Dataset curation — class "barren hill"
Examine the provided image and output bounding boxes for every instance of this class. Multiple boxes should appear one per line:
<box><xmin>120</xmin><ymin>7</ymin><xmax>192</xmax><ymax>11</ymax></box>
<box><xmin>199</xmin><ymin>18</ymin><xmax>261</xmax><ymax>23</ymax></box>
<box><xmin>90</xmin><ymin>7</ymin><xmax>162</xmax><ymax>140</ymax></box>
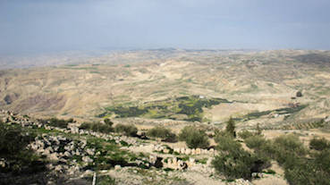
<box><xmin>1</xmin><ymin>49</ymin><xmax>329</xmax><ymax>128</ymax></box>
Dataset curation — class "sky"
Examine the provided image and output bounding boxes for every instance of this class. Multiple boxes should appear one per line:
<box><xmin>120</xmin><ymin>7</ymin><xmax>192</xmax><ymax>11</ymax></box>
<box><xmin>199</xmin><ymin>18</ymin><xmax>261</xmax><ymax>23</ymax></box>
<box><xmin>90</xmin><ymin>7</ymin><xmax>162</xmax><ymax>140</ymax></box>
<box><xmin>1</xmin><ymin>0</ymin><xmax>330</xmax><ymax>55</ymax></box>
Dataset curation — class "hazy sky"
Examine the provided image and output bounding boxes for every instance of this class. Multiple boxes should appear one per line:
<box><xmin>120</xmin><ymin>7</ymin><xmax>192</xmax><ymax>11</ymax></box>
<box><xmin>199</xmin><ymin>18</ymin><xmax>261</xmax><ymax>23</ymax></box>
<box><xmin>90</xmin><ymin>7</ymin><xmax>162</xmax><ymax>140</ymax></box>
<box><xmin>1</xmin><ymin>0</ymin><xmax>330</xmax><ymax>55</ymax></box>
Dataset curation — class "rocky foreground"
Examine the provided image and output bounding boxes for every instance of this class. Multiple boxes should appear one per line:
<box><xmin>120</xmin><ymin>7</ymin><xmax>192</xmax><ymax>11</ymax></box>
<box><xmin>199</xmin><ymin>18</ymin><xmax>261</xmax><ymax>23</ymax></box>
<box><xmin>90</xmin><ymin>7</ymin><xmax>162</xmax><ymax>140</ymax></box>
<box><xmin>0</xmin><ymin>110</ymin><xmax>289</xmax><ymax>185</ymax></box>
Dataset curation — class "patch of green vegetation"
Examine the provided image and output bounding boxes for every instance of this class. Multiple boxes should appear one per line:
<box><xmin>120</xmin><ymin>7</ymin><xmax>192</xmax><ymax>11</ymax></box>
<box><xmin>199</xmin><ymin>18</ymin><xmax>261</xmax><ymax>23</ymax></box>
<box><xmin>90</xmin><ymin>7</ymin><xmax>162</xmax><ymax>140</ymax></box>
<box><xmin>79</xmin><ymin>119</ymin><xmax>114</xmax><ymax>134</ymax></box>
<box><xmin>0</xmin><ymin>123</ymin><xmax>47</xmax><ymax>184</ymax></box>
<box><xmin>84</xmin><ymin>136</ymin><xmax>141</xmax><ymax>170</ymax></box>
<box><xmin>146</xmin><ymin>126</ymin><xmax>177</xmax><ymax>142</ymax></box>
<box><xmin>114</xmin><ymin>124</ymin><xmax>138</xmax><ymax>137</ymax></box>
<box><xmin>245</xmin><ymin>134</ymin><xmax>330</xmax><ymax>185</ymax></box>
<box><xmin>97</xmin><ymin>175</ymin><xmax>116</xmax><ymax>185</ymax></box>
<box><xmin>65</xmin><ymin>64</ymin><xmax>79</xmax><ymax>67</ymax></box>
<box><xmin>38</xmin><ymin>117</ymin><xmax>73</xmax><ymax>128</ymax></box>
<box><xmin>263</xmin><ymin>169</ymin><xmax>276</xmax><ymax>174</ymax></box>
<box><xmin>179</xmin><ymin>126</ymin><xmax>209</xmax><ymax>149</ymax></box>
<box><xmin>99</xmin><ymin>95</ymin><xmax>231</xmax><ymax>122</ymax></box>
<box><xmin>245</xmin><ymin>104</ymin><xmax>308</xmax><ymax>120</ymax></box>
<box><xmin>212</xmin><ymin>133</ymin><xmax>268</xmax><ymax>180</ymax></box>
<box><xmin>196</xmin><ymin>158</ymin><xmax>208</xmax><ymax>164</ymax></box>
<box><xmin>310</xmin><ymin>137</ymin><xmax>329</xmax><ymax>151</ymax></box>
<box><xmin>267</xmin><ymin>83</ymin><xmax>274</xmax><ymax>87</ymax></box>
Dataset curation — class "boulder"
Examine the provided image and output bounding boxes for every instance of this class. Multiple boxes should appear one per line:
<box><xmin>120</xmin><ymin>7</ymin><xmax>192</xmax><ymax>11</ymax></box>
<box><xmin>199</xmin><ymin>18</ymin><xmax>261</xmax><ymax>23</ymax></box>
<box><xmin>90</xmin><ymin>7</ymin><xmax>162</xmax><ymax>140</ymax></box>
<box><xmin>185</xmin><ymin>148</ymin><xmax>191</xmax><ymax>155</ymax></box>
<box><xmin>82</xmin><ymin>156</ymin><xmax>93</xmax><ymax>163</ymax></box>
<box><xmin>86</xmin><ymin>148</ymin><xmax>95</xmax><ymax>156</ymax></box>
<box><xmin>49</xmin><ymin>153</ymin><xmax>59</xmax><ymax>161</ymax></box>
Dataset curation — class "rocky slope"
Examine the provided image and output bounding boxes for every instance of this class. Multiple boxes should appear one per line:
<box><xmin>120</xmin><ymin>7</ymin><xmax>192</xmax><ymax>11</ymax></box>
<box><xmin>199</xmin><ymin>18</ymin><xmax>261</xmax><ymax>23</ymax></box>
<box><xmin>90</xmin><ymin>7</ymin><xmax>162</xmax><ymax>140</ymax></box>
<box><xmin>1</xmin><ymin>110</ymin><xmax>268</xmax><ymax>185</ymax></box>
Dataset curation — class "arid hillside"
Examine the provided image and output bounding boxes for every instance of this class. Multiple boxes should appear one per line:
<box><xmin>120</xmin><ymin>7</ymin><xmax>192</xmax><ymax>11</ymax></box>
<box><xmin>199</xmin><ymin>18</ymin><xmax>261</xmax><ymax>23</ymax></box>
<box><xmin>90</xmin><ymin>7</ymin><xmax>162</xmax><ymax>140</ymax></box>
<box><xmin>1</xmin><ymin>49</ymin><xmax>330</xmax><ymax>129</ymax></box>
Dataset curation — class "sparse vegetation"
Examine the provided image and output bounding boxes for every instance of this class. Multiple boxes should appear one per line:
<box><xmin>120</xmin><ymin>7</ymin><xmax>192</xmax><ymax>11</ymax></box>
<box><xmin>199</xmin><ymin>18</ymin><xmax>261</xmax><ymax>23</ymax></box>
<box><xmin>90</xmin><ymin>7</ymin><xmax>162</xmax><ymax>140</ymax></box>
<box><xmin>179</xmin><ymin>126</ymin><xmax>209</xmax><ymax>149</ymax></box>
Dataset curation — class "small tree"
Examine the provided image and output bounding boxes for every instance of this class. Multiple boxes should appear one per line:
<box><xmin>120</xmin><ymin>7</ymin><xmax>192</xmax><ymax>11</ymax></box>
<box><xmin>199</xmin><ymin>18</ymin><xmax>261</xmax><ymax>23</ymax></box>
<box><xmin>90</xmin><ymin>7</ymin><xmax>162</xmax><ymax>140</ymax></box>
<box><xmin>104</xmin><ymin>118</ymin><xmax>113</xmax><ymax>127</ymax></box>
<box><xmin>238</xmin><ymin>130</ymin><xmax>254</xmax><ymax>140</ymax></box>
<box><xmin>147</xmin><ymin>126</ymin><xmax>177</xmax><ymax>142</ymax></box>
<box><xmin>296</xmin><ymin>91</ymin><xmax>303</xmax><ymax>97</ymax></box>
<box><xmin>310</xmin><ymin>137</ymin><xmax>329</xmax><ymax>151</ymax></box>
<box><xmin>226</xmin><ymin>117</ymin><xmax>236</xmax><ymax>137</ymax></box>
<box><xmin>179</xmin><ymin>126</ymin><xmax>209</xmax><ymax>149</ymax></box>
<box><xmin>256</xmin><ymin>123</ymin><xmax>262</xmax><ymax>135</ymax></box>
<box><xmin>212</xmin><ymin>134</ymin><xmax>267</xmax><ymax>180</ymax></box>
<box><xmin>115</xmin><ymin>124</ymin><xmax>138</xmax><ymax>137</ymax></box>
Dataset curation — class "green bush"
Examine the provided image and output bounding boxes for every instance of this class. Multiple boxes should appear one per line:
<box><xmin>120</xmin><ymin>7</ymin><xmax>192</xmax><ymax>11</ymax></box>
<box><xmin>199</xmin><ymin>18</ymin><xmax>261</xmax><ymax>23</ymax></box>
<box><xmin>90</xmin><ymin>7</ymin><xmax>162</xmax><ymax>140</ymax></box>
<box><xmin>310</xmin><ymin>137</ymin><xmax>329</xmax><ymax>151</ymax></box>
<box><xmin>212</xmin><ymin>135</ymin><xmax>267</xmax><ymax>180</ymax></box>
<box><xmin>225</xmin><ymin>117</ymin><xmax>236</xmax><ymax>137</ymax></box>
<box><xmin>97</xmin><ymin>175</ymin><xmax>116</xmax><ymax>185</ymax></box>
<box><xmin>179</xmin><ymin>126</ymin><xmax>209</xmax><ymax>149</ymax></box>
<box><xmin>212</xmin><ymin>149</ymin><xmax>258</xmax><ymax>180</ymax></box>
<box><xmin>79</xmin><ymin>122</ymin><xmax>91</xmax><ymax>130</ymax></box>
<box><xmin>284</xmin><ymin>159</ymin><xmax>330</xmax><ymax>185</ymax></box>
<box><xmin>245</xmin><ymin>135</ymin><xmax>268</xmax><ymax>150</ymax></box>
<box><xmin>214</xmin><ymin>132</ymin><xmax>241</xmax><ymax>153</ymax></box>
<box><xmin>147</xmin><ymin>126</ymin><xmax>176</xmax><ymax>141</ymax></box>
<box><xmin>238</xmin><ymin>130</ymin><xmax>254</xmax><ymax>140</ymax></box>
<box><xmin>272</xmin><ymin>134</ymin><xmax>305</xmax><ymax>164</ymax></box>
<box><xmin>114</xmin><ymin>124</ymin><xmax>138</xmax><ymax>137</ymax></box>
<box><xmin>0</xmin><ymin>124</ymin><xmax>45</xmax><ymax>175</ymax></box>
<box><xmin>48</xmin><ymin>118</ymin><xmax>73</xmax><ymax>128</ymax></box>
<box><xmin>0</xmin><ymin>124</ymin><xmax>34</xmax><ymax>155</ymax></box>
<box><xmin>104</xmin><ymin>118</ymin><xmax>113</xmax><ymax>127</ymax></box>
<box><xmin>79</xmin><ymin>122</ymin><xmax>113</xmax><ymax>134</ymax></box>
<box><xmin>246</xmin><ymin>134</ymin><xmax>330</xmax><ymax>185</ymax></box>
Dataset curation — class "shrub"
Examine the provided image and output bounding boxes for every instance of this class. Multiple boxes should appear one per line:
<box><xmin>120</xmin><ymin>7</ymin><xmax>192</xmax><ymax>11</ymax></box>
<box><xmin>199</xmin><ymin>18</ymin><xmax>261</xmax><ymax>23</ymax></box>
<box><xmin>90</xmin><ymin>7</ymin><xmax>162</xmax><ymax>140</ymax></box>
<box><xmin>310</xmin><ymin>137</ymin><xmax>329</xmax><ymax>151</ymax></box>
<box><xmin>214</xmin><ymin>132</ymin><xmax>241</xmax><ymax>153</ymax></box>
<box><xmin>79</xmin><ymin>122</ymin><xmax>113</xmax><ymax>134</ymax></box>
<box><xmin>273</xmin><ymin>134</ymin><xmax>306</xmax><ymax>160</ymax></box>
<box><xmin>0</xmin><ymin>124</ymin><xmax>45</xmax><ymax>175</ymax></box>
<box><xmin>245</xmin><ymin>135</ymin><xmax>268</xmax><ymax>150</ymax></box>
<box><xmin>296</xmin><ymin>91</ymin><xmax>303</xmax><ymax>97</ymax></box>
<box><xmin>41</xmin><ymin>118</ymin><xmax>73</xmax><ymax>128</ymax></box>
<box><xmin>147</xmin><ymin>126</ymin><xmax>177</xmax><ymax>142</ymax></box>
<box><xmin>256</xmin><ymin>123</ymin><xmax>262</xmax><ymax>135</ymax></box>
<box><xmin>115</xmin><ymin>124</ymin><xmax>138</xmax><ymax>137</ymax></box>
<box><xmin>225</xmin><ymin>117</ymin><xmax>236</xmax><ymax>137</ymax></box>
<box><xmin>212</xmin><ymin>148</ymin><xmax>258</xmax><ymax>180</ymax></box>
<box><xmin>314</xmin><ymin>149</ymin><xmax>330</xmax><ymax>173</ymax></box>
<box><xmin>212</xmin><ymin>135</ymin><xmax>267</xmax><ymax>180</ymax></box>
<box><xmin>242</xmin><ymin>133</ymin><xmax>330</xmax><ymax>185</ymax></box>
<box><xmin>238</xmin><ymin>130</ymin><xmax>254</xmax><ymax>140</ymax></box>
<box><xmin>0</xmin><ymin>124</ymin><xmax>34</xmax><ymax>155</ymax></box>
<box><xmin>79</xmin><ymin>122</ymin><xmax>91</xmax><ymax>130</ymax></box>
<box><xmin>104</xmin><ymin>118</ymin><xmax>113</xmax><ymax>127</ymax></box>
<box><xmin>284</xmin><ymin>159</ymin><xmax>330</xmax><ymax>185</ymax></box>
<box><xmin>179</xmin><ymin>126</ymin><xmax>209</xmax><ymax>149</ymax></box>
